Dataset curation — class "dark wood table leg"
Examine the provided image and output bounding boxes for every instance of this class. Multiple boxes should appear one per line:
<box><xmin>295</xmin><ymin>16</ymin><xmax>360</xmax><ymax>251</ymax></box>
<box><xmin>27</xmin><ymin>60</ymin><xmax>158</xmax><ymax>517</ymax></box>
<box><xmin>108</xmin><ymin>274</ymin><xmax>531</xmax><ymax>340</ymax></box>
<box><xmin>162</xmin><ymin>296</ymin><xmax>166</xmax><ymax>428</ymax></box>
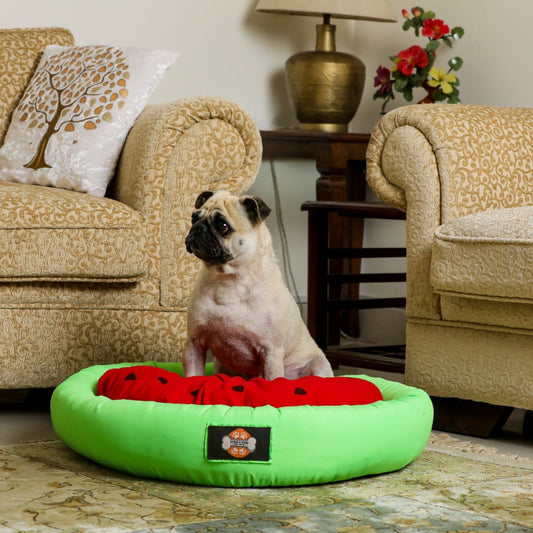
<box><xmin>315</xmin><ymin>145</ymin><xmax>348</xmax><ymax>345</ymax></box>
<box><xmin>343</xmin><ymin>160</ymin><xmax>367</xmax><ymax>336</ymax></box>
<box><xmin>315</xmin><ymin>149</ymin><xmax>367</xmax><ymax>341</ymax></box>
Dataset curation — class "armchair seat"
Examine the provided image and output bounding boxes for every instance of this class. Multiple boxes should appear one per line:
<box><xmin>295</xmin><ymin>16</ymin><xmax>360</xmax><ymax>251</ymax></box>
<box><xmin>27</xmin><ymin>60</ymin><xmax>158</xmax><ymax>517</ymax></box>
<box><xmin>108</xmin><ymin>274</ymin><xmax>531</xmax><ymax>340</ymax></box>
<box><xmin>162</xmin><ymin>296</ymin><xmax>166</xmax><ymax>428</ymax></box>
<box><xmin>0</xmin><ymin>182</ymin><xmax>145</xmax><ymax>281</ymax></box>
<box><xmin>432</xmin><ymin>206</ymin><xmax>533</xmax><ymax>302</ymax></box>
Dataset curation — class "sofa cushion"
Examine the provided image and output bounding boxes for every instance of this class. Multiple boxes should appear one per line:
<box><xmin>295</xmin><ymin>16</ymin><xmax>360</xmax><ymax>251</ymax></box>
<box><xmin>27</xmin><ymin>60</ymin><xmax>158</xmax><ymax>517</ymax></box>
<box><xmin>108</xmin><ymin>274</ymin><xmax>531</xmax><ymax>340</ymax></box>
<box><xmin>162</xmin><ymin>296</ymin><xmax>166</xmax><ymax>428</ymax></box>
<box><xmin>431</xmin><ymin>206</ymin><xmax>533</xmax><ymax>302</ymax></box>
<box><xmin>0</xmin><ymin>182</ymin><xmax>146</xmax><ymax>281</ymax></box>
<box><xmin>440</xmin><ymin>295</ymin><xmax>533</xmax><ymax>330</ymax></box>
<box><xmin>0</xmin><ymin>44</ymin><xmax>177</xmax><ymax>197</ymax></box>
<box><xmin>0</xmin><ymin>28</ymin><xmax>74</xmax><ymax>146</ymax></box>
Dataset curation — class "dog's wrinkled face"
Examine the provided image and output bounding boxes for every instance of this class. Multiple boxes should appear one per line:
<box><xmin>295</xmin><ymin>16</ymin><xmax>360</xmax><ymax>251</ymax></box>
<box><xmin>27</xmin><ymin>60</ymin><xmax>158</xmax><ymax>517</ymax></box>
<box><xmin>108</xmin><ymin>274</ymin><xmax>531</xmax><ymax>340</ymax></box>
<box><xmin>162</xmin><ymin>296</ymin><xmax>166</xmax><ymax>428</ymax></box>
<box><xmin>185</xmin><ymin>190</ymin><xmax>271</xmax><ymax>266</ymax></box>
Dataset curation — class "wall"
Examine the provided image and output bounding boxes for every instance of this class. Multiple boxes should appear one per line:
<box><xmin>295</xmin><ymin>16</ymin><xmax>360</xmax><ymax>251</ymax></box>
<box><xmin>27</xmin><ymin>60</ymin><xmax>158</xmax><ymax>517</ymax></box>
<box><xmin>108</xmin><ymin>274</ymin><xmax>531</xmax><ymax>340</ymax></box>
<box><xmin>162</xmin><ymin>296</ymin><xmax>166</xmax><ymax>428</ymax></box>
<box><xmin>2</xmin><ymin>0</ymin><xmax>531</xmax><ymax>332</ymax></box>
<box><xmin>248</xmin><ymin>0</ymin><xmax>533</xmax><ymax>304</ymax></box>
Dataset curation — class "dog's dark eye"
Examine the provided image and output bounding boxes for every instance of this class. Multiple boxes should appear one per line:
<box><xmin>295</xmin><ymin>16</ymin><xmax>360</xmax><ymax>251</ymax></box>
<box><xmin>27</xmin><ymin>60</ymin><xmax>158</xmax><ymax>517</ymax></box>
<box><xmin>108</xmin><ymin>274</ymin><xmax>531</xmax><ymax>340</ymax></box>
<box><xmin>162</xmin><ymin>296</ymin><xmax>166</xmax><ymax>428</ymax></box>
<box><xmin>216</xmin><ymin>220</ymin><xmax>230</xmax><ymax>235</ymax></box>
<box><xmin>213</xmin><ymin>214</ymin><xmax>232</xmax><ymax>236</ymax></box>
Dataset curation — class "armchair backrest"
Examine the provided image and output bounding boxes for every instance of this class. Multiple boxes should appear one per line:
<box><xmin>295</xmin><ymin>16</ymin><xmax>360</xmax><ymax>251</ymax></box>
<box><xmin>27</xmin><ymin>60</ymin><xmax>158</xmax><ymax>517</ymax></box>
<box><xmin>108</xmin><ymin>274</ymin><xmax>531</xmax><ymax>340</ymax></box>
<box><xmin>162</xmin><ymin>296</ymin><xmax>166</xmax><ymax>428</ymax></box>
<box><xmin>0</xmin><ymin>27</ymin><xmax>74</xmax><ymax>145</ymax></box>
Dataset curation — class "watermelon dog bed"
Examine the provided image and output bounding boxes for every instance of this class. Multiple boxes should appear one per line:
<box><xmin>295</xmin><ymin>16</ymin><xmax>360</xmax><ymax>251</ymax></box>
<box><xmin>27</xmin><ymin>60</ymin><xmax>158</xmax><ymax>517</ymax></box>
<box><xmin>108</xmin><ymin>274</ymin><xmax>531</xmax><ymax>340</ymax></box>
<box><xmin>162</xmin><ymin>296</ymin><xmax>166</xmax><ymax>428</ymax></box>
<box><xmin>51</xmin><ymin>362</ymin><xmax>433</xmax><ymax>487</ymax></box>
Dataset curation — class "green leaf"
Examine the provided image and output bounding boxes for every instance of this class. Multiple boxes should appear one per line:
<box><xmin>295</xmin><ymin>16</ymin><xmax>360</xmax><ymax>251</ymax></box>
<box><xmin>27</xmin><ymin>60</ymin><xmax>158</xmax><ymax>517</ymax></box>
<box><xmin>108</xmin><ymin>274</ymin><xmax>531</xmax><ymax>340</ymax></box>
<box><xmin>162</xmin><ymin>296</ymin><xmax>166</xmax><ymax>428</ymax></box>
<box><xmin>442</xmin><ymin>36</ymin><xmax>452</xmax><ymax>48</ymax></box>
<box><xmin>409</xmin><ymin>17</ymin><xmax>423</xmax><ymax>37</ymax></box>
<box><xmin>404</xmin><ymin>87</ymin><xmax>414</xmax><ymax>101</ymax></box>
<box><xmin>410</xmin><ymin>71</ymin><xmax>427</xmax><ymax>88</ymax></box>
<box><xmin>394</xmin><ymin>77</ymin><xmax>408</xmax><ymax>91</ymax></box>
<box><xmin>451</xmin><ymin>27</ymin><xmax>465</xmax><ymax>39</ymax></box>
<box><xmin>418</xmin><ymin>64</ymin><xmax>432</xmax><ymax>79</ymax></box>
<box><xmin>448</xmin><ymin>57</ymin><xmax>463</xmax><ymax>71</ymax></box>
<box><xmin>447</xmin><ymin>88</ymin><xmax>461</xmax><ymax>103</ymax></box>
<box><xmin>426</xmin><ymin>40</ymin><xmax>440</xmax><ymax>53</ymax></box>
<box><xmin>421</xmin><ymin>11</ymin><xmax>436</xmax><ymax>20</ymax></box>
<box><xmin>433</xmin><ymin>90</ymin><xmax>447</xmax><ymax>102</ymax></box>
<box><xmin>402</xmin><ymin>20</ymin><xmax>412</xmax><ymax>31</ymax></box>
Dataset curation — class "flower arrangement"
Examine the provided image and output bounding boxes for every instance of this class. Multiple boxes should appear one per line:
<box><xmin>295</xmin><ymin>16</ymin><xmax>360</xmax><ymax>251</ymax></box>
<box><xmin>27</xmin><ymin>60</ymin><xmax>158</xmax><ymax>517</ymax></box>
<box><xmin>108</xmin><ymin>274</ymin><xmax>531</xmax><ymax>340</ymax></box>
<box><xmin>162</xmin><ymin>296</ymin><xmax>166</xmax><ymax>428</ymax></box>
<box><xmin>374</xmin><ymin>7</ymin><xmax>464</xmax><ymax>114</ymax></box>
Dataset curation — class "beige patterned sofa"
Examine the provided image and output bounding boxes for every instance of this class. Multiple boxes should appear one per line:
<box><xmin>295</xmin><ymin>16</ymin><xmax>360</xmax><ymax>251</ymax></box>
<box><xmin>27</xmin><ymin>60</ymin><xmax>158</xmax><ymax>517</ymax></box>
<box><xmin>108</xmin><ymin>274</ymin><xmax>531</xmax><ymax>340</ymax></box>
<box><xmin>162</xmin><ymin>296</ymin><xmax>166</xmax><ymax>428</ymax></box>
<box><xmin>366</xmin><ymin>104</ymin><xmax>532</xmax><ymax>412</ymax></box>
<box><xmin>0</xmin><ymin>28</ymin><xmax>261</xmax><ymax>389</ymax></box>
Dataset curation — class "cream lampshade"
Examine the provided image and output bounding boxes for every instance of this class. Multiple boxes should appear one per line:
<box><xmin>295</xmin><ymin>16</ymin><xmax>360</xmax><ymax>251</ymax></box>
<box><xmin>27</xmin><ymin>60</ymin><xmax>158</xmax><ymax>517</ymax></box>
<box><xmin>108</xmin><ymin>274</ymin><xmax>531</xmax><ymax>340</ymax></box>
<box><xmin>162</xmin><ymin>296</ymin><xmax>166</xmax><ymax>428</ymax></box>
<box><xmin>256</xmin><ymin>0</ymin><xmax>397</xmax><ymax>132</ymax></box>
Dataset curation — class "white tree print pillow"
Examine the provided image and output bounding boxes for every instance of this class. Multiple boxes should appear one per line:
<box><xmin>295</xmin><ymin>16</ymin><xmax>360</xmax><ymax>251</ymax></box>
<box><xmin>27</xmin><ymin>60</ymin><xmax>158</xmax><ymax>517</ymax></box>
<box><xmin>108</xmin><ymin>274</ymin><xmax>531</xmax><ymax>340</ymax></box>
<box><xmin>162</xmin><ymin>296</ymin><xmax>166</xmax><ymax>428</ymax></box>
<box><xmin>0</xmin><ymin>45</ymin><xmax>178</xmax><ymax>196</ymax></box>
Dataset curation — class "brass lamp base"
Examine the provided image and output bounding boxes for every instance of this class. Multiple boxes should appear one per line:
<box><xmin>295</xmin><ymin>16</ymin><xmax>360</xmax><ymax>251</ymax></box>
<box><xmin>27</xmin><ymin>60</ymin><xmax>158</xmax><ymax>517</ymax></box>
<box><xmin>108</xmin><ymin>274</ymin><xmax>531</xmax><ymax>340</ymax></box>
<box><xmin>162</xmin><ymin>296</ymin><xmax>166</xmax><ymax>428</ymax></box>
<box><xmin>300</xmin><ymin>122</ymin><xmax>348</xmax><ymax>133</ymax></box>
<box><xmin>285</xmin><ymin>22</ymin><xmax>365</xmax><ymax>133</ymax></box>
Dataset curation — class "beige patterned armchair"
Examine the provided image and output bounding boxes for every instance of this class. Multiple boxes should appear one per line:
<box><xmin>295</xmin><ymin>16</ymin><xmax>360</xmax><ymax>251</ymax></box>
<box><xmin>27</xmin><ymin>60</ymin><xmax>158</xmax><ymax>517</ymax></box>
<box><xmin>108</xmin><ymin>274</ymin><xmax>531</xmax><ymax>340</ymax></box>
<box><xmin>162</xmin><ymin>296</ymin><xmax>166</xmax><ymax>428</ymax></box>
<box><xmin>0</xmin><ymin>28</ymin><xmax>261</xmax><ymax>389</ymax></box>
<box><xmin>366</xmin><ymin>104</ymin><xmax>533</xmax><ymax>413</ymax></box>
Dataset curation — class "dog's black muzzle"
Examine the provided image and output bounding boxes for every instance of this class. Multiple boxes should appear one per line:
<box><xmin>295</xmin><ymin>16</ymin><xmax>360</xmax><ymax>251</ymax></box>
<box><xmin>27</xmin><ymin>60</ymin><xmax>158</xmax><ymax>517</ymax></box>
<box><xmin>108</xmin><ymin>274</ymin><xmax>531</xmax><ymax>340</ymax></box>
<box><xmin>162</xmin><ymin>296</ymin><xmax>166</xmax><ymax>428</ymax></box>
<box><xmin>186</xmin><ymin>221</ymin><xmax>234</xmax><ymax>265</ymax></box>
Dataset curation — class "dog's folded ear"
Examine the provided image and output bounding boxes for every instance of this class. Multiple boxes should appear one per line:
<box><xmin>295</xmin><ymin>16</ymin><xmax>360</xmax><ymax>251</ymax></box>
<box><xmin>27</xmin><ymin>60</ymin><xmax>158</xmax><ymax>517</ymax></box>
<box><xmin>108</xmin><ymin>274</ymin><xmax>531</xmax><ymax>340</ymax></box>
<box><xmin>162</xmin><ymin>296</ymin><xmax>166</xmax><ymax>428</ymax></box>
<box><xmin>194</xmin><ymin>190</ymin><xmax>215</xmax><ymax>209</ymax></box>
<box><xmin>240</xmin><ymin>196</ymin><xmax>272</xmax><ymax>225</ymax></box>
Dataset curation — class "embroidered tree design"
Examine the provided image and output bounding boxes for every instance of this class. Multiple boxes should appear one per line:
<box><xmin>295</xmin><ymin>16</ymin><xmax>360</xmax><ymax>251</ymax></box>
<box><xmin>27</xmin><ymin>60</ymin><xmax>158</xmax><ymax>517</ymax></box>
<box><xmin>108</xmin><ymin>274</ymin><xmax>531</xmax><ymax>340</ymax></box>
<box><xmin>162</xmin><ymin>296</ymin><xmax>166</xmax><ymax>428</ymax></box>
<box><xmin>17</xmin><ymin>46</ymin><xmax>129</xmax><ymax>169</ymax></box>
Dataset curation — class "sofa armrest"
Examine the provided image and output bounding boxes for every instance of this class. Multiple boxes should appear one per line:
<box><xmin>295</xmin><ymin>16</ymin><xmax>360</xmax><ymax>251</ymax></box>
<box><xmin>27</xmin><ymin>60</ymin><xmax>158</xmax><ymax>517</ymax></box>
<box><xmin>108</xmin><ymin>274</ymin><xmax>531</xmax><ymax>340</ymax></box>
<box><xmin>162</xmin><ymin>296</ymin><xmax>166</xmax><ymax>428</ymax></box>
<box><xmin>111</xmin><ymin>96</ymin><xmax>262</xmax><ymax>307</ymax></box>
<box><xmin>113</xmin><ymin>96</ymin><xmax>262</xmax><ymax>215</ymax></box>
<box><xmin>366</xmin><ymin>104</ymin><xmax>533</xmax><ymax>320</ymax></box>
<box><xmin>367</xmin><ymin>104</ymin><xmax>533</xmax><ymax>221</ymax></box>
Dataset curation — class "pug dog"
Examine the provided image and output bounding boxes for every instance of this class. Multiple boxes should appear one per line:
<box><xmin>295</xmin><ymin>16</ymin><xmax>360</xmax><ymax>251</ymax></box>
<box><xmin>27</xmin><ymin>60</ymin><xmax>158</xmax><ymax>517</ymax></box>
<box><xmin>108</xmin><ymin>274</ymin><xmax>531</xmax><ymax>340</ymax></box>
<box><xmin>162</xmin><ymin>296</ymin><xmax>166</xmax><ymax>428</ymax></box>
<box><xmin>184</xmin><ymin>190</ymin><xmax>333</xmax><ymax>380</ymax></box>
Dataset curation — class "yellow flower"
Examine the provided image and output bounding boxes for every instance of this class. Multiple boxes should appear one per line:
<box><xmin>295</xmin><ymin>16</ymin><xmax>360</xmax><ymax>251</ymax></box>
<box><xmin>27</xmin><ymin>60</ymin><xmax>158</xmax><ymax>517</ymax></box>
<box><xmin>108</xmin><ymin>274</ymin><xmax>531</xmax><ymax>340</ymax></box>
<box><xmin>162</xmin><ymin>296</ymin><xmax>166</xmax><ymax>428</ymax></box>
<box><xmin>427</xmin><ymin>67</ymin><xmax>457</xmax><ymax>94</ymax></box>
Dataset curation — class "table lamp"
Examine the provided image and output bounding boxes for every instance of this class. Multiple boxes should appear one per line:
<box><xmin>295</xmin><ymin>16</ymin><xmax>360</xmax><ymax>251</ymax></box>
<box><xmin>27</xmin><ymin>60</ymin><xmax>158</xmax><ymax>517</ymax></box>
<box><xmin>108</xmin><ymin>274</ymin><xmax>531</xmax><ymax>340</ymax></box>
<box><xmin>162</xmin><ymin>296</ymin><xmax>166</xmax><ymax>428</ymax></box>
<box><xmin>256</xmin><ymin>0</ymin><xmax>396</xmax><ymax>132</ymax></box>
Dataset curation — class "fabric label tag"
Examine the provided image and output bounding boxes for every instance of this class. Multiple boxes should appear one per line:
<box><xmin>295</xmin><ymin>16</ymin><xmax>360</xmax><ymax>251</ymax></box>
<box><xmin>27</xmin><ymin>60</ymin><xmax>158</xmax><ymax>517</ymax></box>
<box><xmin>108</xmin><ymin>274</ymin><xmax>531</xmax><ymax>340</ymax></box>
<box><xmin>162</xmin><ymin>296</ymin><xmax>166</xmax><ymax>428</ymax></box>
<box><xmin>206</xmin><ymin>425</ymin><xmax>271</xmax><ymax>462</ymax></box>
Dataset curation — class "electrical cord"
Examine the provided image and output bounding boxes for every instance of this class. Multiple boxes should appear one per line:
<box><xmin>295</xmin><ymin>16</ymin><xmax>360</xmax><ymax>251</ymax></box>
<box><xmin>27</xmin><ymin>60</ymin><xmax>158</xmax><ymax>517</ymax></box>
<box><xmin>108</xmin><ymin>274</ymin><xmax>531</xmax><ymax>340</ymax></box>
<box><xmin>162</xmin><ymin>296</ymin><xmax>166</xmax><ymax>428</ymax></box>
<box><xmin>269</xmin><ymin>158</ymin><xmax>303</xmax><ymax>311</ymax></box>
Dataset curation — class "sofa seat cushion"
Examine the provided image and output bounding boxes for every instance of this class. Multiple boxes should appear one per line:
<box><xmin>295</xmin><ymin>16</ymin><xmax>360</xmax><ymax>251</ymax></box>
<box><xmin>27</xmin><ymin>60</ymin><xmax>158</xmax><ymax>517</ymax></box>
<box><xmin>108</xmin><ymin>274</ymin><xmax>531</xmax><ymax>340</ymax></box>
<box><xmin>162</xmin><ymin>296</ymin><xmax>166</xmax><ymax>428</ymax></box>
<box><xmin>0</xmin><ymin>182</ymin><xmax>146</xmax><ymax>281</ymax></box>
<box><xmin>431</xmin><ymin>206</ymin><xmax>533</xmax><ymax>302</ymax></box>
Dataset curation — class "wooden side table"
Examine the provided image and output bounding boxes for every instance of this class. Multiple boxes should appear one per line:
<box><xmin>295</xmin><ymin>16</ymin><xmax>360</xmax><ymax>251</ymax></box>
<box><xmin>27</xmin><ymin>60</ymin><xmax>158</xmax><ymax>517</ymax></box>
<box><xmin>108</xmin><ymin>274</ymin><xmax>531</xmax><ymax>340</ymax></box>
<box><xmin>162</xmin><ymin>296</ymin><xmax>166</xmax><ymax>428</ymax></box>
<box><xmin>301</xmin><ymin>200</ymin><xmax>406</xmax><ymax>373</ymax></box>
<box><xmin>261</xmin><ymin>129</ymin><xmax>371</xmax><ymax>342</ymax></box>
<box><xmin>261</xmin><ymin>130</ymin><xmax>406</xmax><ymax>371</ymax></box>
<box><xmin>260</xmin><ymin>129</ymin><xmax>370</xmax><ymax>203</ymax></box>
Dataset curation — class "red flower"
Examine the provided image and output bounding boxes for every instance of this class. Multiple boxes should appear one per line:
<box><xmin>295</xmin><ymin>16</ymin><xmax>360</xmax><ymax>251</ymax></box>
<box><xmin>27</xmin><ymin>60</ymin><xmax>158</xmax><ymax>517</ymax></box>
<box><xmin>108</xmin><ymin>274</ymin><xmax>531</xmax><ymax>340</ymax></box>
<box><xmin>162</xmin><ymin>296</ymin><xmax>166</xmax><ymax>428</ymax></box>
<box><xmin>402</xmin><ymin>9</ymin><xmax>409</xmax><ymax>19</ymax></box>
<box><xmin>395</xmin><ymin>45</ymin><xmax>429</xmax><ymax>76</ymax></box>
<box><xmin>422</xmin><ymin>18</ymin><xmax>450</xmax><ymax>39</ymax></box>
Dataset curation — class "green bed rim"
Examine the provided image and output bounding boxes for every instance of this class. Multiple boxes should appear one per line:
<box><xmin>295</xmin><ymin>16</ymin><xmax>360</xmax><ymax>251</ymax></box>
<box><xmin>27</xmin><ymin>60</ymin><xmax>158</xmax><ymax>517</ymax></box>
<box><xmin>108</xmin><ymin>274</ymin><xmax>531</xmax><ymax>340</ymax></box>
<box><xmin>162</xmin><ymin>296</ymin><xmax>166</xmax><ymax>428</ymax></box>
<box><xmin>51</xmin><ymin>361</ymin><xmax>433</xmax><ymax>487</ymax></box>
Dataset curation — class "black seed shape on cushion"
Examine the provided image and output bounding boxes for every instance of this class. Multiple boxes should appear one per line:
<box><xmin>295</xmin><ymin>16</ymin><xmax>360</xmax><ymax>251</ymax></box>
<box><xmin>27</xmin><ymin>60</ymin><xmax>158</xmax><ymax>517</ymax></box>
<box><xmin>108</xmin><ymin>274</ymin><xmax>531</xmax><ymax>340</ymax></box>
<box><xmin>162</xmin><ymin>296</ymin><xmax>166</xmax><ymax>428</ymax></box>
<box><xmin>191</xmin><ymin>389</ymin><xmax>199</xmax><ymax>396</ymax></box>
<box><xmin>125</xmin><ymin>373</ymin><xmax>136</xmax><ymax>381</ymax></box>
<box><xmin>232</xmin><ymin>385</ymin><xmax>244</xmax><ymax>392</ymax></box>
<box><xmin>158</xmin><ymin>377</ymin><xmax>168</xmax><ymax>384</ymax></box>
<box><xmin>294</xmin><ymin>388</ymin><xmax>307</xmax><ymax>395</ymax></box>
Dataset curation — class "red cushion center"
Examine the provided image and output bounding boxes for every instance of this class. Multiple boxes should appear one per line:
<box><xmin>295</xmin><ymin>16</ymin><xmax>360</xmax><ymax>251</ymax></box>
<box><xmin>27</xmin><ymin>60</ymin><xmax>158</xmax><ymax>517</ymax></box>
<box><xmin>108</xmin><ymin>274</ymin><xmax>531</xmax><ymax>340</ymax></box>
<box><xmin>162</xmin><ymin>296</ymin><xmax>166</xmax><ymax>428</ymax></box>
<box><xmin>97</xmin><ymin>366</ymin><xmax>383</xmax><ymax>407</ymax></box>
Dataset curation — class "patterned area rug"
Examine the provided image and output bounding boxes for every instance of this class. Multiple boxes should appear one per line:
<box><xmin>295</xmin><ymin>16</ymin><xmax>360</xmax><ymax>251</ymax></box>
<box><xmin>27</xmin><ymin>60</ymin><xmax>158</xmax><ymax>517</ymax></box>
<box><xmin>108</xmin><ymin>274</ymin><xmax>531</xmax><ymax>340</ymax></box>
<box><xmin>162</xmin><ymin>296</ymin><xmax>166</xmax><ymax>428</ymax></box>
<box><xmin>1</xmin><ymin>433</ymin><xmax>532</xmax><ymax>532</ymax></box>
